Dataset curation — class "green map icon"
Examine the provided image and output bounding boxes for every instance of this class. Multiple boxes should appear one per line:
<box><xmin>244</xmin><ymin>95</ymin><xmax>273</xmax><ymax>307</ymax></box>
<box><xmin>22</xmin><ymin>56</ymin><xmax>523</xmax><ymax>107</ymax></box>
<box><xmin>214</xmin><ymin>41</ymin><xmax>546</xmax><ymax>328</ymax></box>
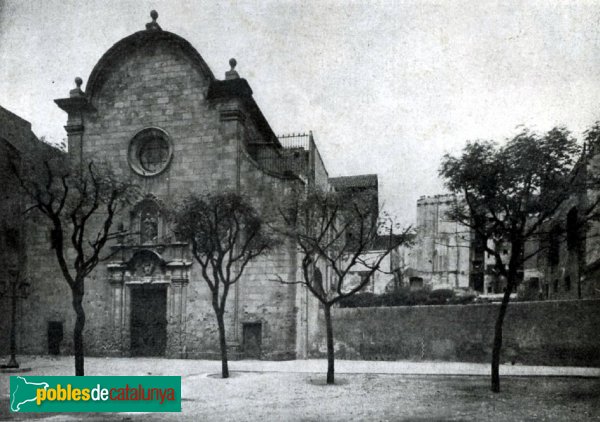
<box><xmin>9</xmin><ymin>375</ymin><xmax>181</xmax><ymax>412</ymax></box>
<box><xmin>10</xmin><ymin>376</ymin><xmax>49</xmax><ymax>412</ymax></box>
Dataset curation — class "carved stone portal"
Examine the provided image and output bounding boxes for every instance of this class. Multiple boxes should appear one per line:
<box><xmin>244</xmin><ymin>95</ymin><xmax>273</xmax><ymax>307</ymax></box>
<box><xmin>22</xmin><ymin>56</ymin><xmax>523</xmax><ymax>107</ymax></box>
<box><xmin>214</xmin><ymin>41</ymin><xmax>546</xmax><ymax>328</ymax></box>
<box><xmin>106</xmin><ymin>245</ymin><xmax>192</xmax><ymax>357</ymax></box>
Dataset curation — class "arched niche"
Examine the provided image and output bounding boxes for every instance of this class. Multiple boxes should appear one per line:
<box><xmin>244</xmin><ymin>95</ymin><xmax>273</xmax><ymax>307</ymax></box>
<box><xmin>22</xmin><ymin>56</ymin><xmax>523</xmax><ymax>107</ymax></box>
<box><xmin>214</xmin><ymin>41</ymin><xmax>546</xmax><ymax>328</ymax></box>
<box><xmin>130</xmin><ymin>195</ymin><xmax>167</xmax><ymax>245</ymax></box>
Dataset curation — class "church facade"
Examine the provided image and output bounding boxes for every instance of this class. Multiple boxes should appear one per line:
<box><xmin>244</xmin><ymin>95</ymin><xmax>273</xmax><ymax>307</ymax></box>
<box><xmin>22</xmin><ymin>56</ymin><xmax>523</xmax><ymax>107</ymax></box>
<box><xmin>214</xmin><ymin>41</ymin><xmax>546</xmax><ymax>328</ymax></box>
<box><xmin>2</xmin><ymin>12</ymin><xmax>375</xmax><ymax>360</ymax></box>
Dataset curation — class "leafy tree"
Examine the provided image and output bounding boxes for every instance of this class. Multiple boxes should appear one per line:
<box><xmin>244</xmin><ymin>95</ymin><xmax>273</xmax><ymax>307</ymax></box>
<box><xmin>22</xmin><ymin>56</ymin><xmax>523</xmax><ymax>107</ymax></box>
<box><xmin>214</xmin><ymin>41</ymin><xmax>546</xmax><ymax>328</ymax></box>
<box><xmin>171</xmin><ymin>192</ymin><xmax>277</xmax><ymax>378</ymax></box>
<box><xmin>277</xmin><ymin>188</ymin><xmax>411</xmax><ymax>384</ymax></box>
<box><xmin>440</xmin><ymin>125</ymin><xmax>600</xmax><ymax>392</ymax></box>
<box><xmin>12</xmin><ymin>150</ymin><xmax>139</xmax><ymax>375</ymax></box>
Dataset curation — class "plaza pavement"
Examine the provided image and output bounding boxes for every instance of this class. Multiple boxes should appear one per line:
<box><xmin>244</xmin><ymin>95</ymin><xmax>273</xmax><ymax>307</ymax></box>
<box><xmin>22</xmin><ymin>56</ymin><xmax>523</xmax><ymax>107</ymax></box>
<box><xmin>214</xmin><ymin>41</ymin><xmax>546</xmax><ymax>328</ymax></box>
<box><xmin>2</xmin><ymin>355</ymin><xmax>599</xmax><ymax>378</ymax></box>
<box><xmin>231</xmin><ymin>359</ymin><xmax>600</xmax><ymax>377</ymax></box>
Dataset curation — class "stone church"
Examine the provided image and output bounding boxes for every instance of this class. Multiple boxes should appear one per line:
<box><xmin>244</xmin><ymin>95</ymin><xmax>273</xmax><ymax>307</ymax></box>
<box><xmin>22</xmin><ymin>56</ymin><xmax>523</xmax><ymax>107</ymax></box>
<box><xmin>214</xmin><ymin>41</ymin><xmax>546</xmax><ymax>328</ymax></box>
<box><xmin>0</xmin><ymin>11</ymin><xmax>378</xmax><ymax>360</ymax></box>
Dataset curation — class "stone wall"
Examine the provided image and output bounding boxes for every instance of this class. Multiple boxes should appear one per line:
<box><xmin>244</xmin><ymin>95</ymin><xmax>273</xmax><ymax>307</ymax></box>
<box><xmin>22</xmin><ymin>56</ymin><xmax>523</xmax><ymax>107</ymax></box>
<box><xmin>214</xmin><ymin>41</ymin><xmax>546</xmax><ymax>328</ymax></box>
<box><xmin>309</xmin><ymin>299</ymin><xmax>600</xmax><ymax>367</ymax></box>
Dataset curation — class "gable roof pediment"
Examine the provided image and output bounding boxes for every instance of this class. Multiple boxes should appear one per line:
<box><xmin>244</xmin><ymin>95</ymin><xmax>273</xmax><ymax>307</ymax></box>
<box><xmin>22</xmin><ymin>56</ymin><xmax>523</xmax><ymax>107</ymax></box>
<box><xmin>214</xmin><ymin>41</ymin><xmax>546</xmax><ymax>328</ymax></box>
<box><xmin>85</xmin><ymin>30</ymin><xmax>216</xmax><ymax>100</ymax></box>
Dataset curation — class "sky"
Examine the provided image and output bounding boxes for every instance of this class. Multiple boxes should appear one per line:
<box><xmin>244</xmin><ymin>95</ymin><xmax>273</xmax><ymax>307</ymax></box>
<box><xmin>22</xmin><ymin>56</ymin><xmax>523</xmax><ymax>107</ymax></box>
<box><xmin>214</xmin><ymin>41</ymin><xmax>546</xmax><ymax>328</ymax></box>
<box><xmin>1</xmin><ymin>0</ymin><xmax>599</xmax><ymax>224</ymax></box>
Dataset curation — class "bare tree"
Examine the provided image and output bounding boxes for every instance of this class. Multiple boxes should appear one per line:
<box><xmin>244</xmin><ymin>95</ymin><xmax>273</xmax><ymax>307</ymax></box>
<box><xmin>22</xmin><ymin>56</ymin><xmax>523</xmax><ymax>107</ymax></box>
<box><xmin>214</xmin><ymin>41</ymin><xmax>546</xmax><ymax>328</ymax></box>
<box><xmin>12</xmin><ymin>150</ymin><xmax>139</xmax><ymax>375</ymax></box>
<box><xmin>276</xmin><ymin>188</ymin><xmax>411</xmax><ymax>384</ymax></box>
<box><xmin>171</xmin><ymin>192</ymin><xmax>278</xmax><ymax>378</ymax></box>
<box><xmin>440</xmin><ymin>124</ymin><xmax>600</xmax><ymax>392</ymax></box>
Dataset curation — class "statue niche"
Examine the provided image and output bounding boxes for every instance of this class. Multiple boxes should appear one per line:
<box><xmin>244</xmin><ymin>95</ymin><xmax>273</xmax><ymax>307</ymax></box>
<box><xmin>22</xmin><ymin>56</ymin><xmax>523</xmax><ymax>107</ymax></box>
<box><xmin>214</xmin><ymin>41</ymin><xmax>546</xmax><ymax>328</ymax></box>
<box><xmin>132</xmin><ymin>197</ymin><xmax>163</xmax><ymax>245</ymax></box>
<box><xmin>141</xmin><ymin>211</ymin><xmax>158</xmax><ymax>244</ymax></box>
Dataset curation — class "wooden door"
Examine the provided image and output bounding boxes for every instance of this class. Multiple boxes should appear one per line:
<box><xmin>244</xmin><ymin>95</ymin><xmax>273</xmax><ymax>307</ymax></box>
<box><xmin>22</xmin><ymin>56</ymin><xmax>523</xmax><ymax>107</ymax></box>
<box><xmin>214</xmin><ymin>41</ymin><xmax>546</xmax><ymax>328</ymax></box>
<box><xmin>243</xmin><ymin>323</ymin><xmax>262</xmax><ymax>359</ymax></box>
<box><xmin>130</xmin><ymin>285</ymin><xmax>167</xmax><ymax>356</ymax></box>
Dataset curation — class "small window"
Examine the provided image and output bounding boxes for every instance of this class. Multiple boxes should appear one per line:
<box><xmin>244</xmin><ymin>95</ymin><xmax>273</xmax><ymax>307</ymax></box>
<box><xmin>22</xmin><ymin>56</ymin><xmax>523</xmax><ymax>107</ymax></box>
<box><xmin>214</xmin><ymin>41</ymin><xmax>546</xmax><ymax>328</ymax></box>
<box><xmin>566</xmin><ymin>208</ymin><xmax>579</xmax><ymax>251</ymax></box>
<box><xmin>548</xmin><ymin>226</ymin><xmax>561</xmax><ymax>266</ymax></box>
<box><xmin>529</xmin><ymin>277</ymin><xmax>540</xmax><ymax>290</ymax></box>
<box><xmin>553</xmin><ymin>279</ymin><xmax>559</xmax><ymax>293</ymax></box>
<box><xmin>565</xmin><ymin>276</ymin><xmax>571</xmax><ymax>292</ymax></box>
<box><xmin>409</xmin><ymin>277</ymin><xmax>423</xmax><ymax>289</ymax></box>
<box><xmin>5</xmin><ymin>227</ymin><xmax>19</xmax><ymax>248</ymax></box>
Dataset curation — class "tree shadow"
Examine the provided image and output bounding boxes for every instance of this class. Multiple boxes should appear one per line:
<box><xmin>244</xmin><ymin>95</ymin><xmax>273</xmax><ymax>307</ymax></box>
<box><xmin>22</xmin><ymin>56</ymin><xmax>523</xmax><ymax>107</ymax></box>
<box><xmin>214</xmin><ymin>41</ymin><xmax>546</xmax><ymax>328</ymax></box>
<box><xmin>306</xmin><ymin>376</ymin><xmax>349</xmax><ymax>386</ymax></box>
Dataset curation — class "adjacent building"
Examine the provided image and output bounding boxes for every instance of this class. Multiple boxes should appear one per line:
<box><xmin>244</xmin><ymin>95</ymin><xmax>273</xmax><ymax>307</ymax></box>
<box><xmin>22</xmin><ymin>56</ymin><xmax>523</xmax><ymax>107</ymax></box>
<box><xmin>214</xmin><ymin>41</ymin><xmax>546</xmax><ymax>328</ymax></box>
<box><xmin>409</xmin><ymin>194</ymin><xmax>472</xmax><ymax>291</ymax></box>
<box><xmin>0</xmin><ymin>105</ymin><xmax>60</xmax><ymax>356</ymax></box>
<box><xmin>411</xmin><ymin>184</ymin><xmax>600</xmax><ymax>299</ymax></box>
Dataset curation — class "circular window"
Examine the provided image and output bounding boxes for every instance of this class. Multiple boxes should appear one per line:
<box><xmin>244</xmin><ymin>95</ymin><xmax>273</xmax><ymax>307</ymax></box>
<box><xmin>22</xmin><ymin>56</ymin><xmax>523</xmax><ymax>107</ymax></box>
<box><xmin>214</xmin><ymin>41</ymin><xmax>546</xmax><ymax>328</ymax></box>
<box><xmin>128</xmin><ymin>128</ymin><xmax>173</xmax><ymax>176</ymax></box>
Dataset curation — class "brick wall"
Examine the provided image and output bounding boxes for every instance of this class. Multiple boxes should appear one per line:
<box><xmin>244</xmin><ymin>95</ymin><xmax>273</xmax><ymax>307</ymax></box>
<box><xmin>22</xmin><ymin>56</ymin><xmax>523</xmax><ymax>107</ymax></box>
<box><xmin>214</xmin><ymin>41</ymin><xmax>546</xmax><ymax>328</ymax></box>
<box><xmin>309</xmin><ymin>300</ymin><xmax>600</xmax><ymax>366</ymax></box>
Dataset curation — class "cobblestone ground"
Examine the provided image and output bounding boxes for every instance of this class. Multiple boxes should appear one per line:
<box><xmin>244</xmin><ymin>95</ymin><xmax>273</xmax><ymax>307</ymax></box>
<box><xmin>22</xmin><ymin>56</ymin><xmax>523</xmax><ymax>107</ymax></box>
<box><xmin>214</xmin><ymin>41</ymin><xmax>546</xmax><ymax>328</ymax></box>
<box><xmin>1</xmin><ymin>357</ymin><xmax>599</xmax><ymax>421</ymax></box>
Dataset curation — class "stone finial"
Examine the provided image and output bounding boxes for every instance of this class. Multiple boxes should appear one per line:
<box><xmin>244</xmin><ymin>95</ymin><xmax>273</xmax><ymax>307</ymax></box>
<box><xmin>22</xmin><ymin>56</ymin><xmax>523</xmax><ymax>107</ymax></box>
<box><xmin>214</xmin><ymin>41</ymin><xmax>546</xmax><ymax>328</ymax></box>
<box><xmin>225</xmin><ymin>58</ymin><xmax>240</xmax><ymax>80</ymax></box>
<box><xmin>146</xmin><ymin>10</ymin><xmax>162</xmax><ymax>31</ymax></box>
<box><xmin>70</xmin><ymin>77</ymin><xmax>85</xmax><ymax>98</ymax></box>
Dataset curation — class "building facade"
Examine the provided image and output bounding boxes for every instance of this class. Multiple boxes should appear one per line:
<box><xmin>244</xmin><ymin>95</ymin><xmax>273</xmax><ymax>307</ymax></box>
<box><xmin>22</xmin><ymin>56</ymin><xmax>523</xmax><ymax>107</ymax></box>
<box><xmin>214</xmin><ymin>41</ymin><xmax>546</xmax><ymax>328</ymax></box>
<box><xmin>410</xmin><ymin>194</ymin><xmax>473</xmax><ymax>290</ymax></box>
<box><xmin>0</xmin><ymin>105</ymin><xmax>61</xmax><ymax>357</ymax></box>
<box><xmin>5</xmin><ymin>12</ymin><xmax>377</xmax><ymax>360</ymax></box>
<box><xmin>411</xmin><ymin>186</ymin><xmax>600</xmax><ymax>299</ymax></box>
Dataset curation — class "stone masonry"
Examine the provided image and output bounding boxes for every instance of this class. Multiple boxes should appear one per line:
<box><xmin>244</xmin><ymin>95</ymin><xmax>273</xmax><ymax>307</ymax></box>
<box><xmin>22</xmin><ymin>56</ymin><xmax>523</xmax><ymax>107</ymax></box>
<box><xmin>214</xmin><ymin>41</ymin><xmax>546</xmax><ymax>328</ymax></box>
<box><xmin>8</xmin><ymin>11</ymin><xmax>380</xmax><ymax>362</ymax></box>
<box><xmin>13</xmin><ymin>13</ymin><xmax>304</xmax><ymax>360</ymax></box>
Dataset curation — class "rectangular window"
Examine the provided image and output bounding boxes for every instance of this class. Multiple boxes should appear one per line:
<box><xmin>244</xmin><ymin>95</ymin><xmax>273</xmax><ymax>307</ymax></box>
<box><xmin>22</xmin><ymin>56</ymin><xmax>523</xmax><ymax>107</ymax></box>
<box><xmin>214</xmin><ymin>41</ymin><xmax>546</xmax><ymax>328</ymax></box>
<box><xmin>565</xmin><ymin>276</ymin><xmax>571</xmax><ymax>291</ymax></box>
<box><xmin>566</xmin><ymin>208</ymin><xmax>579</xmax><ymax>252</ymax></box>
<box><xmin>409</xmin><ymin>277</ymin><xmax>423</xmax><ymax>289</ymax></box>
<box><xmin>529</xmin><ymin>277</ymin><xmax>540</xmax><ymax>290</ymax></box>
<box><xmin>5</xmin><ymin>228</ymin><xmax>19</xmax><ymax>248</ymax></box>
<box><xmin>553</xmin><ymin>279</ymin><xmax>559</xmax><ymax>293</ymax></box>
<box><xmin>548</xmin><ymin>226</ymin><xmax>560</xmax><ymax>266</ymax></box>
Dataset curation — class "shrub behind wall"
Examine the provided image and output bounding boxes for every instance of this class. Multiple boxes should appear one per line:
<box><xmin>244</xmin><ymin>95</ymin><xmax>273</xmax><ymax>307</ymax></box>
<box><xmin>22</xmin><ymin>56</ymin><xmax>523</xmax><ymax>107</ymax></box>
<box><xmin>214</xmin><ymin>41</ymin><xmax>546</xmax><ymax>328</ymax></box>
<box><xmin>338</xmin><ymin>287</ymin><xmax>477</xmax><ymax>308</ymax></box>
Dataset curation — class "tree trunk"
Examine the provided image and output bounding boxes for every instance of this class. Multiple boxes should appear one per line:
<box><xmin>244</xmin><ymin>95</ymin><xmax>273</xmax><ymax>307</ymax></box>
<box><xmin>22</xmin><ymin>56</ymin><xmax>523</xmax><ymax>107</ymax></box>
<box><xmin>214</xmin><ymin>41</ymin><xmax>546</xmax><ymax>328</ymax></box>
<box><xmin>324</xmin><ymin>304</ymin><xmax>335</xmax><ymax>385</ymax></box>
<box><xmin>216</xmin><ymin>311</ymin><xmax>229</xmax><ymax>379</ymax></box>
<box><xmin>5</xmin><ymin>276</ymin><xmax>19</xmax><ymax>368</ymax></box>
<box><xmin>491</xmin><ymin>282</ymin><xmax>513</xmax><ymax>393</ymax></box>
<box><xmin>72</xmin><ymin>284</ymin><xmax>86</xmax><ymax>376</ymax></box>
